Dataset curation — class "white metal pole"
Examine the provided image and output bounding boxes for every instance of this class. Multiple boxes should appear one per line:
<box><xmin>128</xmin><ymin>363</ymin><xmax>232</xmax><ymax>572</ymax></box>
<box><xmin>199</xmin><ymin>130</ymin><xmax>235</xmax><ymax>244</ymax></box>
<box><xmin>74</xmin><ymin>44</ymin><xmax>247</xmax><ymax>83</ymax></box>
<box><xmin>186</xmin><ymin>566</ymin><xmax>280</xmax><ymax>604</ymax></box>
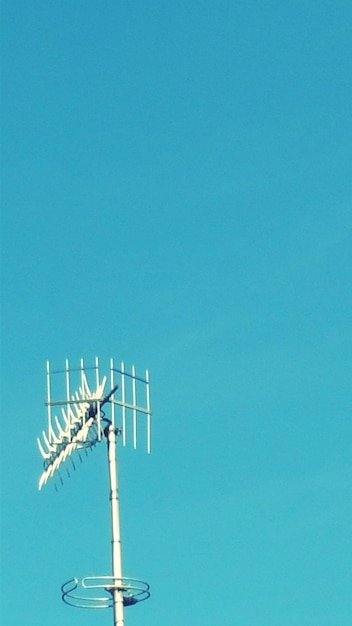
<box><xmin>46</xmin><ymin>361</ymin><xmax>52</xmax><ymax>442</ymax></box>
<box><xmin>106</xmin><ymin>424</ymin><xmax>125</xmax><ymax>626</ymax></box>
<box><xmin>132</xmin><ymin>366</ymin><xmax>137</xmax><ymax>449</ymax></box>
<box><xmin>110</xmin><ymin>358</ymin><xmax>115</xmax><ymax>428</ymax></box>
<box><xmin>146</xmin><ymin>369</ymin><xmax>151</xmax><ymax>454</ymax></box>
<box><xmin>121</xmin><ymin>362</ymin><xmax>126</xmax><ymax>446</ymax></box>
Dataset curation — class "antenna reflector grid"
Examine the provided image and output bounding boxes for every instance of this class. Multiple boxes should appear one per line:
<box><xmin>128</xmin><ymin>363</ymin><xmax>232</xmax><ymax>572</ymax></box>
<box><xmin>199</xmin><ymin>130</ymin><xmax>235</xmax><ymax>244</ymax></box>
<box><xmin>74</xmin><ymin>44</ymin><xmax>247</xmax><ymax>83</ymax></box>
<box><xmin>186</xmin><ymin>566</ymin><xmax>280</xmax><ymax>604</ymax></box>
<box><xmin>110</xmin><ymin>362</ymin><xmax>152</xmax><ymax>452</ymax></box>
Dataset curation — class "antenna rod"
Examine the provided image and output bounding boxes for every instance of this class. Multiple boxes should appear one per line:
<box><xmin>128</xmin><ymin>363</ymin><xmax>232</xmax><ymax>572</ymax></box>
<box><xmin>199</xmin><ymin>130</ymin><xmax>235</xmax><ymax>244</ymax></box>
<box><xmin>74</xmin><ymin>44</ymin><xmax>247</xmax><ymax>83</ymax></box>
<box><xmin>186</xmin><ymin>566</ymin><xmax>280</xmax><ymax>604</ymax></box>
<box><xmin>106</xmin><ymin>424</ymin><xmax>125</xmax><ymax>626</ymax></box>
<box><xmin>102</xmin><ymin>385</ymin><xmax>119</xmax><ymax>407</ymax></box>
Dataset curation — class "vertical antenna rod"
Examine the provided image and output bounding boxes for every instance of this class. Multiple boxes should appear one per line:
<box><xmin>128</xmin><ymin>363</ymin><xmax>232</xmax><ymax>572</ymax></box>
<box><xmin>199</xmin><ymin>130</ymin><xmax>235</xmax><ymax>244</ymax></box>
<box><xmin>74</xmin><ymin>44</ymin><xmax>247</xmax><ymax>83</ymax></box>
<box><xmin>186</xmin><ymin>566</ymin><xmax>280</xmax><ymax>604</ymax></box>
<box><xmin>106</xmin><ymin>423</ymin><xmax>125</xmax><ymax>626</ymax></box>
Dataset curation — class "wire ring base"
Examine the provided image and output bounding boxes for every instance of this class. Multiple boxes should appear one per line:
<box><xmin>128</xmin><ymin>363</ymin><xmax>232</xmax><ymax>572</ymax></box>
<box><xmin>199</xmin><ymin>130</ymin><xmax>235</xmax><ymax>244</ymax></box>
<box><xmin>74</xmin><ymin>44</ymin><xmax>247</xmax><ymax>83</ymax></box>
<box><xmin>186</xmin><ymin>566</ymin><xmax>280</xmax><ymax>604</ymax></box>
<box><xmin>61</xmin><ymin>576</ymin><xmax>150</xmax><ymax>609</ymax></box>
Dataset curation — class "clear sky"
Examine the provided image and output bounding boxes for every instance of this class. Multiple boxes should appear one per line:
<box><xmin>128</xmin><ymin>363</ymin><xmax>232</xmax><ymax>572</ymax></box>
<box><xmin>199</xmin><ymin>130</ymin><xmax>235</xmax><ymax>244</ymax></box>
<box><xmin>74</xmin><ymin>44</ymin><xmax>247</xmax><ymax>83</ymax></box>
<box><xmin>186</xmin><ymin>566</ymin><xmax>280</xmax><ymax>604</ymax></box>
<box><xmin>1</xmin><ymin>1</ymin><xmax>352</xmax><ymax>625</ymax></box>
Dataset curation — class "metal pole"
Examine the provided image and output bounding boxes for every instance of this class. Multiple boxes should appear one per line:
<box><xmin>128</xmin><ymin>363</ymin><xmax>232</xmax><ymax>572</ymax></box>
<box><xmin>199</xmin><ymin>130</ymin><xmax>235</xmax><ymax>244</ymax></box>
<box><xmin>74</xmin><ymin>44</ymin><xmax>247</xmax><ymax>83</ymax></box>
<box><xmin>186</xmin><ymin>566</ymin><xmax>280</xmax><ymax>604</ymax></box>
<box><xmin>106</xmin><ymin>424</ymin><xmax>125</xmax><ymax>626</ymax></box>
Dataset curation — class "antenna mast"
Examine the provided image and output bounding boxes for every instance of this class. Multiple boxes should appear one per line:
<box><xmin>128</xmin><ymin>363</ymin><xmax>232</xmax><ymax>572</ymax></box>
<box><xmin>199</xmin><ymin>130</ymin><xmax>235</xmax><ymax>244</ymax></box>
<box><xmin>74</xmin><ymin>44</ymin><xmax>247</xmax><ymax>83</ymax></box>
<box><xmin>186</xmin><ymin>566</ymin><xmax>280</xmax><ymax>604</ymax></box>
<box><xmin>37</xmin><ymin>357</ymin><xmax>152</xmax><ymax>626</ymax></box>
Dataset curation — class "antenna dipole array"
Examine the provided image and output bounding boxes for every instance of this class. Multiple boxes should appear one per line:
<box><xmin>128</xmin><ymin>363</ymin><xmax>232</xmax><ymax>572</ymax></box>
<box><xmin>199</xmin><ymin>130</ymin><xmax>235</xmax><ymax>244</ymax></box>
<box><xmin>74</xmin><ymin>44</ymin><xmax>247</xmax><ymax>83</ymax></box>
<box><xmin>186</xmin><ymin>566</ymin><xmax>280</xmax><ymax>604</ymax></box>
<box><xmin>37</xmin><ymin>357</ymin><xmax>152</xmax><ymax>626</ymax></box>
<box><xmin>37</xmin><ymin>357</ymin><xmax>151</xmax><ymax>489</ymax></box>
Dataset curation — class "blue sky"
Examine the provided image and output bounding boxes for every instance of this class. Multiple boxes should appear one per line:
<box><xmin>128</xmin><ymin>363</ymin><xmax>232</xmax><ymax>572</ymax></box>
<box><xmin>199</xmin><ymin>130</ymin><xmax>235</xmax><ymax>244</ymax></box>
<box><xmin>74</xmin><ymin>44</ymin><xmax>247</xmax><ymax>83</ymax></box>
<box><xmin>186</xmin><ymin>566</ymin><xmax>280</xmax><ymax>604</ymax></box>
<box><xmin>1</xmin><ymin>1</ymin><xmax>352</xmax><ymax>624</ymax></box>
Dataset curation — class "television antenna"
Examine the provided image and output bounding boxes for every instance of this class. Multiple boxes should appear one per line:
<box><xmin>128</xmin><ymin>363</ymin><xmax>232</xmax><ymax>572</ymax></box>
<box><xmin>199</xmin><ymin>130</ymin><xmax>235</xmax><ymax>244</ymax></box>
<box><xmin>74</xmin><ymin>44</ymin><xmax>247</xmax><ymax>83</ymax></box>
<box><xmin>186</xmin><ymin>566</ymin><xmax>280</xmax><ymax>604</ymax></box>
<box><xmin>37</xmin><ymin>357</ymin><xmax>152</xmax><ymax>626</ymax></box>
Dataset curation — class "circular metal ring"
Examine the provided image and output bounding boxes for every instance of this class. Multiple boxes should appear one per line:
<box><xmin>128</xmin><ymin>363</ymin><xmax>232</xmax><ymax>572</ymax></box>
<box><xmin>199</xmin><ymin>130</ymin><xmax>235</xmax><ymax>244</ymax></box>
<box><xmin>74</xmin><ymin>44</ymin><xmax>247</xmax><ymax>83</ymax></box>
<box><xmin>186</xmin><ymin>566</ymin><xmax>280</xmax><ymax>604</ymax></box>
<box><xmin>61</xmin><ymin>575</ymin><xmax>150</xmax><ymax>609</ymax></box>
